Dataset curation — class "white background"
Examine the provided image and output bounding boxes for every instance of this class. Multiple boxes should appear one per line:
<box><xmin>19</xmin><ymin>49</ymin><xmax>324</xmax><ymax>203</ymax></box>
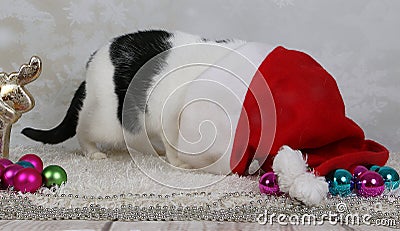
<box><xmin>0</xmin><ymin>0</ymin><xmax>399</xmax><ymax>151</ymax></box>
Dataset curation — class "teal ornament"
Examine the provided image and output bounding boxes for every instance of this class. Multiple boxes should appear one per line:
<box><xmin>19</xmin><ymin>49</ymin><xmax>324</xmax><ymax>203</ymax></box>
<box><xmin>370</xmin><ymin>165</ymin><xmax>381</xmax><ymax>172</ymax></box>
<box><xmin>326</xmin><ymin>169</ymin><xmax>354</xmax><ymax>197</ymax></box>
<box><xmin>42</xmin><ymin>165</ymin><xmax>67</xmax><ymax>188</ymax></box>
<box><xmin>377</xmin><ymin>166</ymin><xmax>399</xmax><ymax>190</ymax></box>
<box><xmin>15</xmin><ymin>161</ymin><xmax>35</xmax><ymax>169</ymax></box>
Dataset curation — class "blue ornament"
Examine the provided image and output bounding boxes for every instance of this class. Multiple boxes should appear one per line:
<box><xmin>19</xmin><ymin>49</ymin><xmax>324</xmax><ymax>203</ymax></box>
<box><xmin>327</xmin><ymin>169</ymin><xmax>354</xmax><ymax>197</ymax></box>
<box><xmin>15</xmin><ymin>161</ymin><xmax>35</xmax><ymax>169</ymax></box>
<box><xmin>377</xmin><ymin>166</ymin><xmax>399</xmax><ymax>190</ymax></box>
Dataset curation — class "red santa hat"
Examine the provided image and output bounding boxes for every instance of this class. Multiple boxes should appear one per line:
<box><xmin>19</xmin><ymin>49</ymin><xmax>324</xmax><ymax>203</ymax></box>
<box><xmin>181</xmin><ymin>43</ymin><xmax>389</xmax><ymax>205</ymax></box>
<box><xmin>229</xmin><ymin>45</ymin><xmax>388</xmax><ymax>205</ymax></box>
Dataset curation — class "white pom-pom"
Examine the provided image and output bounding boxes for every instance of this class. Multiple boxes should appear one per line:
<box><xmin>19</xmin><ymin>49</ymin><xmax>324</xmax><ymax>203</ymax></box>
<box><xmin>272</xmin><ymin>146</ymin><xmax>307</xmax><ymax>192</ymax></box>
<box><xmin>288</xmin><ymin>173</ymin><xmax>329</xmax><ymax>206</ymax></box>
<box><xmin>272</xmin><ymin>145</ymin><xmax>329</xmax><ymax>206</ymax></box>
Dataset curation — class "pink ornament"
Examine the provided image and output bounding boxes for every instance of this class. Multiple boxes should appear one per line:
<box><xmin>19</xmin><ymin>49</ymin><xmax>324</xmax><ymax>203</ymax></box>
<box><xmin>259</xmin><ymin>172</ymin><xmax>282</xmax><ymax>195</ymax></box>
<box><xmin>0</xmin><ymin>158</ymin><xmax>13</xmax><ymax>168</ymax></box>
<box><xmin>13</xmin><ymin>168</ymin><xmax>42</xmax><ymax>193</ymax></box>
<box><xmin>0</xmin><ymin>165</ymin><xmax>5</xmax><ymax>177</ymax></box>
<box><xmin>1</xmin><ymin>164</ymin><xmax>23</xmax><ymax>188</ymax></box>
<box><xmin>0</xmin><ymin>165</ymin><xmax>5</xmax><ymax>189</ymax></box>
<box><xmin>355</xmin><ymin>170</ymin><xmax>385</xmax><ymax>197</ymax></box>
<box><xmin>353</xmin><ymin>165</ymin><xmax>368</xmax><ymax>179</ymax></box>
<box><xmin>19</xmin><ymin>154</ymin><xmax>43</xmax><ymax>173</ymax></box>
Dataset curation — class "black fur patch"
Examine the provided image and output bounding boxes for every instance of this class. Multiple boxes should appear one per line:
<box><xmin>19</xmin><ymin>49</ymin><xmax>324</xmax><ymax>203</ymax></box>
<box><xmin>86</xmin><ymin>50</ymin><xmax>97</xmax><ymax>69</ymax></box>
<box><xmin>201</xmin><ymin>38</ymin><xmax>231</xmax><ymax>43</ymax></box>
<box><xmin>109</xmin><ymin>30</ymin><xmax>173</xmax><ymax>133</ymax></box>
<box><xmin>215</xmin><ymin>39</ymin><xmax>231</xmax><ymax>43</ymax></box>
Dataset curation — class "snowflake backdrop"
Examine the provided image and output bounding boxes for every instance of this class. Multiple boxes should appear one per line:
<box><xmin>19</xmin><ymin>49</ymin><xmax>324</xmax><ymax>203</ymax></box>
<box><xmin>0</xmin><ymin>0</ymin><xmax>399</xmax><ymax>151</ymax></box>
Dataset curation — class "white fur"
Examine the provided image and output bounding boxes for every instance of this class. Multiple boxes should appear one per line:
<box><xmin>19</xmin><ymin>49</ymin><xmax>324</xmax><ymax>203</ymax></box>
<box><xmin>77</xmin><ymin>44</ymin><xmax>125</xmax><ymax>159</ymax></box>
<box><xmin>171</xmin><ymin>41</ymin><xmax>273</xmax><ymax>174</ymax></box>
<box><xmin>125</xmin><ymin>32</ymin><xmax>244</xmax><ymax>171</ymax></box>
<box><xmin>272</xmin><ymin>146</ymin><xmax>329</xmax><ymax>206</ymax></box>
<box><xmin>288</xmin><ymin>173</ymin><xmax>330</xmax><ymax>206</ymax></box>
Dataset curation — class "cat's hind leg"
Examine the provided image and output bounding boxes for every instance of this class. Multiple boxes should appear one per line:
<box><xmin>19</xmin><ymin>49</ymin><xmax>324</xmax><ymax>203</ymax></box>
<box><xmin>76</xmin><ymin>109</ymin><xmax>108</xmax><ymax>159</ymax></box>
<box><xmin>77</xmin><ymin>131</ymin><xmax>107</xmax><ymax>159</ymax></box>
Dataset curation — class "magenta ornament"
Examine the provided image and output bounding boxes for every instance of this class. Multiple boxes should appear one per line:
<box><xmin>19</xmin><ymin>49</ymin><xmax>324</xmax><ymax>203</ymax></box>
<box><xmin>0</xmin><ymin>158</ymin><xmax>13</xmax><ymax>168</ymax></box>
<box><xmin>259</xmin><ymin>172</ymin><xmax>282</xmax><ymax>195</ymax></box>
<box><xmin>0</xmin><ymin>165</ymin><xmax>5</xmax><ymax>177</ymax></box>
<box><xmin>0</xmin><ymin>165</ymin><xmax>5</xmax><ymax>189</ymax></box>
<box><xmin>13</xmin><ymin>168</ymin><xmax>42</xmax><ymax>193</ymax></box>
<box><xmin>19</xmin><ymin>154</ymin><xmax>43</xmax><ymax>173</ymax></box>
<box><xmin>353</xmin><ymin>165</ymin><xmax>368</xmax><ymax>179</ymax></box>
<box><xmin>1</xmin><ymin>164</ymin><xmax>23</xmax><ymax>188</ymax></box>
<box><xmin>355</xmin><ymin>170</ymin><xmax>385</xmax><ymax>197</ymax></box>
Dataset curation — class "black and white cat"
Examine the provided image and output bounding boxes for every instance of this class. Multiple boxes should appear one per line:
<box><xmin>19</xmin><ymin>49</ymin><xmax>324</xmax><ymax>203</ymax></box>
<box><xmin>22</xmin><ymin>30</ymin><xmax>247</xmax><ymax>174</ymax></box>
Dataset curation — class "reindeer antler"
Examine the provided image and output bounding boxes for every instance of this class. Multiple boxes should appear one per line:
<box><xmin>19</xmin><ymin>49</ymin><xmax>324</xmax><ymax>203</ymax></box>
<box><xmin>16</xmin><ymin>56</ymin><xmax>42</xmax><ymax>86</ymax></box>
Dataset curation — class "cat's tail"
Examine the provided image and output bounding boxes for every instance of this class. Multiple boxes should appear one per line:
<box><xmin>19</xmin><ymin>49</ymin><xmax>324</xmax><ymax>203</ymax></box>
<box><xmin>22</xmin><ymin>81</ymin><xmax>86</xmax><ymax>144</ymax></box>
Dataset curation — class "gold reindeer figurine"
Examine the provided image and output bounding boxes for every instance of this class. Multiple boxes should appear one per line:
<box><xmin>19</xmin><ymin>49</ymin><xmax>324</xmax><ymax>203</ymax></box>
<box><xmin>0</xmin><ymin>56</ymin><xmax>42</xmax><ymax>158</ymax></box>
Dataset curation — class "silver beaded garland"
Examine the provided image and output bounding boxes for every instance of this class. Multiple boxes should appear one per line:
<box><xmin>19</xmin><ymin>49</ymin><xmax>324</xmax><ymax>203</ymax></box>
<box><xmin>0</xmin><ymin>190</ymin><xmax>398</xmax><ymax>227</ymax></box>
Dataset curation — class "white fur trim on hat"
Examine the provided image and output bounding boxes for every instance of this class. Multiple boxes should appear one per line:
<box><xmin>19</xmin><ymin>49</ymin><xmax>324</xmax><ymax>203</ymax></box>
<box><xmin>272</xmin><ymin>145</ymin><xmax>329</xmax><ymax>206</ymax></box>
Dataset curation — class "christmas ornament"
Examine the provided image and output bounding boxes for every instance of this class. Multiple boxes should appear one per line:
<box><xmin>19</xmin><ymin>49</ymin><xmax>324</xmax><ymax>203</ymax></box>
<box><xmin>355</xmin><ymin>170</ymin><xmax>385</xmax><ymax>197</ymax></box>
<box><xmin>0</xmin><ymin>164</ymin><xmax>5</xmax><ymax>177</ymax></box>
<box><xmin>370</xmin><ymin>165</ymin><xmax>381</xmax><ymax>172</ymax></box>
<box><xmin>326</xmin><ymin>169</ymin><xmax>353</xmax><ymax>197</ymax></box>
<box><xmin>13</xmin><ymin>168</ymin><xmax>42</xmax><ymax>193</ymax></box>
<box><xmin>19</xmin><ymin>154</ymin><xmax>43</xmax><ymax>172</ymax></box>
<box><xmin>0</xmin><ymin>56</ymin><xmax>42</xmax><ymax>158</ymax></box>
<box><xmin>15</xmin><ymin>160</ymin><xmax>35</xmax><ymax>169</ymax></box>
<box><xmin>0</xmin><ymin>158</ymin><xmax>13</xmax><ymax>168</ymax></box>
<box><xmin>377</xmin><ymin>166</ymin><xmax>399</xmax><ymax>190</ymax></box>
<box><xmin>259</xmin><ymin>171</ymin><xmax>282</xmax><ymax>195</ymax></box>
<box><xmin>1</xmin><ymin>164</ymin><xmax>23</xmax><ymax>188</ymax></box>
<box><xmin>352</xmin><ymin>165</ymin><xmax>368</xmax><ymax>179</ymax></box>
<box><xmin>42</xmin><ymin>165</ymin><xmax>67</xmax><ymax>187</ymax></box>
<box><xmin>0</xmin><ymin>165</ymin><xmax>5</xmax><ymax>189</ymax></box>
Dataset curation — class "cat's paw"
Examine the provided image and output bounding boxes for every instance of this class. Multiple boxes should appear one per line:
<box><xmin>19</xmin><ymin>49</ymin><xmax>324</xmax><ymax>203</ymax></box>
<box><xmin>88</xmin><ymin>152</ymin><xmax>107</xmax><ymax>160</ymax></box>
<box><xmin>165</xmin><ymin>153</ymin><xmax>192</xmax><ymax>169</ymax></box>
